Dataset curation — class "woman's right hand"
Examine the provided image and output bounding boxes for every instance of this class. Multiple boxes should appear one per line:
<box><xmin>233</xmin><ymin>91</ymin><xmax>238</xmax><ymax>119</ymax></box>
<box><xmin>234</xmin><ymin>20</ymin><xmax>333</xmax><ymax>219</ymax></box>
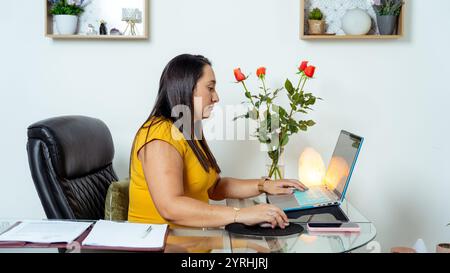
<box><xmin>236</xmin><ymin>204</ymin><xmax>289</xmax><ymax>229</ymax></box>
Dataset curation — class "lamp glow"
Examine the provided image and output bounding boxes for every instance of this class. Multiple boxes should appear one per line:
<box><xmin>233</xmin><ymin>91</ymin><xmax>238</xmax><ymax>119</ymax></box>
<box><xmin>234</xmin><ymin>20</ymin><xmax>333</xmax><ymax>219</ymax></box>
<box><xmin>298</xmin><ymin>148</ymin><xmax>326</xmax><ymax>187</ymax></box>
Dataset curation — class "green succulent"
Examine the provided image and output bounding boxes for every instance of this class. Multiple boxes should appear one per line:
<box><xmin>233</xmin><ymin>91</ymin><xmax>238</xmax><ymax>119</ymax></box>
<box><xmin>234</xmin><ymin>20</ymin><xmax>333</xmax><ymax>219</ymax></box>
<box><xmin>50</xmin><ymin>0</ymin><xmax>84</xmax><ymax>16</ymax></box>
<box><xmin>308</xmin><ymin>8</ymin><xmax>323</xmax><ymax>21</ymax></box>
<box><xmin>373</xmin><ymin>0</ymin><xmax>404</xmax><ymax>16</ymax></box>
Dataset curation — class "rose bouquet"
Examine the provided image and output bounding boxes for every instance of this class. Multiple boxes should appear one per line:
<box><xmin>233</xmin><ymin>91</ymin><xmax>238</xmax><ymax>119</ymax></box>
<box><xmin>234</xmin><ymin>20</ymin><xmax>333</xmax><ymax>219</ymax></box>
<box><xmin>233</xmin><ymin>61</ymin><xmax>321</xmax><ymax>179</ymax></box>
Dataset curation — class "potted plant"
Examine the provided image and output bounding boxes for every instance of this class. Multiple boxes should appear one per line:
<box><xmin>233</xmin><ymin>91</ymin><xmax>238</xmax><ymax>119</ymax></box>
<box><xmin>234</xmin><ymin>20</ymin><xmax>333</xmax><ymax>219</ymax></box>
<box><xmin>308</xmin><ymin>8</ymin><xmax>325</xmax><ymax>35</ymax></box>
<box><xmin>49</xmin><ymin>0</ymin><xmax>89</xmax><ymax>35</ymax></box>
<box><xmin>372</xmin><ymin>0</ymin><xmax>404</xmax><ymax>35</ymax></box>
<box><xmin>233</xmin><ymin>61</ymin><xmax>321</xmax><ymax>180</ymax></box>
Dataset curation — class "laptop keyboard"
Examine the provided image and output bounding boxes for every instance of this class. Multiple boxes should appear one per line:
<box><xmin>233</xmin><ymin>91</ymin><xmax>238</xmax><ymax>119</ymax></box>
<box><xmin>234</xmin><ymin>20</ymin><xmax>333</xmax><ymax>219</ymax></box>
<box><xmin>294</xmin><ymin>187</ymin><xmax>332</xmax><ymax>206</ymax></box>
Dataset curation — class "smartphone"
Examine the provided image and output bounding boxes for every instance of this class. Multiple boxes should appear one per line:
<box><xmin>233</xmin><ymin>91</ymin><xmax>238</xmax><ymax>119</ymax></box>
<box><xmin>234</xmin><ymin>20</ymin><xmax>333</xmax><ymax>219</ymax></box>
<box><xmin>306</xmin><ymin>222</ymin><xmax>360</xmax><ymax>232</ymax></box>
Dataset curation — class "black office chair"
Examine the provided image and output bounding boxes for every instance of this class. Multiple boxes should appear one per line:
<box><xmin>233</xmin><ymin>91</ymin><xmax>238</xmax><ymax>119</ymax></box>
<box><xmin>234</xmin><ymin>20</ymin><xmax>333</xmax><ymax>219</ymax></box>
<box><xmin>26</xmin><ymin>116</ymin><xmax>118</xmax><ymax>220</ymax></box>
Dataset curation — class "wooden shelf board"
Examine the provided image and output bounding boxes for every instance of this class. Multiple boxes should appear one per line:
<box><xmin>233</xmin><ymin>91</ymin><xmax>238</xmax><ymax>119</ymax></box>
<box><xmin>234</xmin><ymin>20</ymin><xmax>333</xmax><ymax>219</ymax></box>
<box><xmin>301</xmin><ymin>34</ymin><xmax>403</xmax><ymax>40</ymax></box>
<box><xmin>46</xmin><ymin>34</ymin><xmax>148</xmax><ymax>40</ymax></box>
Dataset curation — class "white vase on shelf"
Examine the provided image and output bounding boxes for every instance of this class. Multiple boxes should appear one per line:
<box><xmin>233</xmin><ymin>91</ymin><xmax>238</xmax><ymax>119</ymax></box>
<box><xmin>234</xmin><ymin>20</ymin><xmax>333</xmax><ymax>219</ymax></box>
<box><xmin>55</xmin><ymin>15</ymin><xmax>79</xmax><ymax>35</ymax></box>
<box><xmin>341</xmin><ymin>8</ymin><xmax>372</xmax><ymax>35</ymax></box>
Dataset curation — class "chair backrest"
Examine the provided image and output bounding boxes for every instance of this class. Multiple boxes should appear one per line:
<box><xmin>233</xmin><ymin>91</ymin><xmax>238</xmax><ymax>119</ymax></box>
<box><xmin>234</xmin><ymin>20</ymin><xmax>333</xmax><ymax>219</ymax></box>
<box><xmin>26</xmin><ymin>116</ymin><xmax>118</xmax><ymax>220</ymax></box>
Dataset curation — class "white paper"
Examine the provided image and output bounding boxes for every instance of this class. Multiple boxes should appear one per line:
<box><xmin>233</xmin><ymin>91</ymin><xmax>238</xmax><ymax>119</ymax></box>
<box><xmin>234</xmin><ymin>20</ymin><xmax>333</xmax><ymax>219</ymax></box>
<box><xmin>82</xmin><ymin>220</ymin><xmax>168</xmax><ymax>249</ymax></box>
<box><xmin>0</xmin><ymin>220</ymin><xmax>92</xmax><ymax>244</ymax></box>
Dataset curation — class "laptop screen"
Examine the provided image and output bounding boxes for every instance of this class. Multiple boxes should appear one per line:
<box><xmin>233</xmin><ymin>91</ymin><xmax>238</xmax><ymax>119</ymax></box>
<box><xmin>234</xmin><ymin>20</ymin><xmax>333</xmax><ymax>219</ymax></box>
<box><xmin>324</xmin><ymin>130</ymin><xmax>363</xmax><ymax>201</ymax></box>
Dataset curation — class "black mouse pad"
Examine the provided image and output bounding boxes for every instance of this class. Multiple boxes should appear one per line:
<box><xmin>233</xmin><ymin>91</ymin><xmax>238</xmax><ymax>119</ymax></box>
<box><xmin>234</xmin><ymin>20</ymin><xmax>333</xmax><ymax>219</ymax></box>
<box><xmin>225</xmin><ymin>223</ymin><xmax>304</xmax><ymax>237</ymax></box>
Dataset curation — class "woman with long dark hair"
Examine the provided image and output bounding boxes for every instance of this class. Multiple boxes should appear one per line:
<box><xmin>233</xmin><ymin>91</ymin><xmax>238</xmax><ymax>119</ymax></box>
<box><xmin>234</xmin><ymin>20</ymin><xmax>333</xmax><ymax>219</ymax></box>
<box><xmin>128</xmin><ymin>54</ymin><xmax>307</xmax><ymax>229</ymax></box>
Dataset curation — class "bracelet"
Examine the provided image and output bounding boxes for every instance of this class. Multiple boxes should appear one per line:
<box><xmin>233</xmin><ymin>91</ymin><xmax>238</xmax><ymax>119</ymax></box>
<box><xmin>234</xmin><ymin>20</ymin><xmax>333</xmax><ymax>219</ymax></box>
<box><xmin>258</xmin><ymin>177</ymin><xmax>271</xmax><ymax>193</ymax></box>
<box><xmin>233</xmin><ymin>207</ymin><xmax>241</xmax><ymax>223</ymax></box>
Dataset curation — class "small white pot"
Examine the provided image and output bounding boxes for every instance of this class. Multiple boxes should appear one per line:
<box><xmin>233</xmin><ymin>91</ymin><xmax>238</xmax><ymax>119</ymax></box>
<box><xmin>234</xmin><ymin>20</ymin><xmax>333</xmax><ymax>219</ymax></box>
<box><xmin>55</xmin><ymin>15</ymin><xmax>79</xmax><ymax>35</ymax></box>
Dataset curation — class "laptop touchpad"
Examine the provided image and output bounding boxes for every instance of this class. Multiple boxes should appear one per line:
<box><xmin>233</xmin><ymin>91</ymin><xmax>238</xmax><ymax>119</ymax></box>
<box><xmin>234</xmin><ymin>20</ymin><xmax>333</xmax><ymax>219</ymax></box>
<box><xmin>268</xmin><ymin>195</ymin><xmax>299</xmax><ymax>210</ymax></box>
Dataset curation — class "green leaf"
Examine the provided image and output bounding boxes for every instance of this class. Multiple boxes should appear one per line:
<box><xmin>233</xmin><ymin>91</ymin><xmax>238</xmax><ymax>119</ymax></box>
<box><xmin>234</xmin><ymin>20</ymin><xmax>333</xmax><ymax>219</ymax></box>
<box><xmin>306</xmin><ymin>120</ymin><xmax>316</xmax><ymax>126</ymax></box>
<box><xmin>281</xmin><ymin>134</ymin><xmax>289</xmax><ymax>146</ymax></box>
<box><xmin>245</xmin><ymin>92</ymin><xmax>251</xmax><ymax>99</ymax></box>
<box><xmin>299</xmin><ymin>124</ymin><xmax>308</xmax><ymax>131</ymax></box>
<box><xmin>306</xmin><ymin>97</ymin><xmax>316</xmax><ymax>105</ymax></box>
<box><xmin>288</xmin><ymin>118</ymin><xmax>298</xmax><ymax>128</ymax></box>
<box><xmin>285</xmin><ymin>79</ymin><xmax>295</xmax><ymax>95</ymax></box>
<box><xmin>50</xmin><ymin>0</ymin><xmax>84</xmax><ymax>16</ymax></box>
<box><xmin>249</xmin><ymin>108</ymin><xmax>258</xmax><ymax>120</ymax></box>
<box><xmin>232</xmin><ymin>113</ymin><xmax>250</xmax><ymax>121</ymax></box>
<box><xmin>279</xmin><ymin>106</ymin><xmax>288</xmax><ymax>117</ymax></box>
<box><xmin>288</xmin><ymin>122</ymin><xmax>299</xmax><ymax>133</ymax></box>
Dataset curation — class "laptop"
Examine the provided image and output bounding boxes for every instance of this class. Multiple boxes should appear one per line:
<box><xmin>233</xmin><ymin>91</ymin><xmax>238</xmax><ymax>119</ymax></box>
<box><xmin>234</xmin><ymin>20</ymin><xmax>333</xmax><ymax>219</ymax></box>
<box><xmin>267</xmin><ymin>130</ymin><xmax>364</xmax><ymax>212</ymax></box>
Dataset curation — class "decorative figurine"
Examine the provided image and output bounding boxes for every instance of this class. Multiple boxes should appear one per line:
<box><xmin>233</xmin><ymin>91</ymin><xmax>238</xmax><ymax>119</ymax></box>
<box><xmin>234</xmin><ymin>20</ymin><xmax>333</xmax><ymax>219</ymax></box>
<box><xmin>110</xmin><ymin>28</ymin><xmax>122</xmax><ymax>35</ymax></box>
<box><xmin>99</xmin><ymin>20</ymin><xmax>107</xmax><ymax>35</ymax></box>
<box><xmin>86</xmin><ymin>24</ymin><xmax>98</xmax><ymax>35</ymax></box>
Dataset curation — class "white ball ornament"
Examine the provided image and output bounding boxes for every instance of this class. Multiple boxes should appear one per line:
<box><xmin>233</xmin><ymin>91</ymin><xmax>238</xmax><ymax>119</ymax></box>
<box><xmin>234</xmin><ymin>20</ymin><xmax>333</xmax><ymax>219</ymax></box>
<box><xmin>341</xmin><ymin>8</ymin><xmax>372</xmax><ymax>35</ymax></box>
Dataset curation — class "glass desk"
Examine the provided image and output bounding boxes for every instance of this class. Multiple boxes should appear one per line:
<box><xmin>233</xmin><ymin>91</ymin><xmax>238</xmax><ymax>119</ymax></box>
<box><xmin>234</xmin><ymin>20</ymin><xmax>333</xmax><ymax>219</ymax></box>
<box><xmin>0</xmin><ymin>198</ymin><xmax>375</xmax><ymax>253</ymax></box>
<box><xmin>226</xmin><ymin>196</ymin><xmax>376</xmax><ymax>253</ymax></box>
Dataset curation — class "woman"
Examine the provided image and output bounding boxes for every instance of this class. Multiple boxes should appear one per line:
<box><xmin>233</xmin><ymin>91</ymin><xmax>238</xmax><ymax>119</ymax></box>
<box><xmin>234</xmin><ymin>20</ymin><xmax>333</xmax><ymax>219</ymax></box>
<box><xmin>128</xmin><ymin>54</ymin><xmax>308</xmax><ymax>229</ymax></box>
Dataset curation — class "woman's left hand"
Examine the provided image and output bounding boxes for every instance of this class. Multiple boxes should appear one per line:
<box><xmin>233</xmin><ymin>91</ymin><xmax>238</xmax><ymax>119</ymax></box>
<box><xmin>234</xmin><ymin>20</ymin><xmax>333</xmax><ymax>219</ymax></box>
<box><xmin>263</xmin><ymin>179</ymin><xmax>309</xmax><ymax>195</ymax></box>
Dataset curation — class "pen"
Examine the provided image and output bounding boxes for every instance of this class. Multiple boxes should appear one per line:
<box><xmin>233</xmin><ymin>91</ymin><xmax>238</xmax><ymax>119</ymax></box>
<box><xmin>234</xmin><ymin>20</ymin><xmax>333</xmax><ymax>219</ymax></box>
<box><xmin>141</xmin><ymin>225</ymin><xmax>152</xmax><ymax>238</ymax></box>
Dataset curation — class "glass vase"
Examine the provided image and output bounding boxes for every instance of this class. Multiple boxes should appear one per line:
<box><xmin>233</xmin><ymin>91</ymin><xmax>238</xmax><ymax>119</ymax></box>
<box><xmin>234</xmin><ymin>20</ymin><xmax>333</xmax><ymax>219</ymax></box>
<box><xmin>266</xmin><ymin>149</ymin><xmax>285</xmax><ymax>180</ymax></box>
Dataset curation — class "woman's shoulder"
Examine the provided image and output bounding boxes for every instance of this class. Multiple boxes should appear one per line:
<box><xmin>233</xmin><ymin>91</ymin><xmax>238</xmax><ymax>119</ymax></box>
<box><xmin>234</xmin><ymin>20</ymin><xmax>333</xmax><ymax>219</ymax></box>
<box><xmin>142</xmin><ymin>116</ymin><xmax>173</xmax><ymax>131</ymax></box>
<box><xmin>145</xmin><ymin>117</ymin><xmax>183</xmax><ymax>136</ymax></box>
<box><xmin>136</xmin><ymin>116</ymin><xmax>187</xmax><ymax>151</ymax></box>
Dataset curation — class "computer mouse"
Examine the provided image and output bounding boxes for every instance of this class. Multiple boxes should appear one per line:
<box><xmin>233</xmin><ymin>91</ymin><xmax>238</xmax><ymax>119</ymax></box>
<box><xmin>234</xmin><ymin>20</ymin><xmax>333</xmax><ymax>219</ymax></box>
<box><xmin>259</xmin><ymin>223</ymin><xmax>273</xmax><ymax>228</ymax></box>
<box><xmin>259</xmin><ymin>222</ymin><xmax>290</xmax><ymax>228</ymax></box>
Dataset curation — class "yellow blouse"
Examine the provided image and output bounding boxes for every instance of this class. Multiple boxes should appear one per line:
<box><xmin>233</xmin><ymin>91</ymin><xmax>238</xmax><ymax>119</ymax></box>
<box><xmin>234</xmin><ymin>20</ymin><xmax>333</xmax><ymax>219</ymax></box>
<box><xmin>128</xmin><ymin>117</ymin><xmax>219</xmax><ymax>226</ymax></box>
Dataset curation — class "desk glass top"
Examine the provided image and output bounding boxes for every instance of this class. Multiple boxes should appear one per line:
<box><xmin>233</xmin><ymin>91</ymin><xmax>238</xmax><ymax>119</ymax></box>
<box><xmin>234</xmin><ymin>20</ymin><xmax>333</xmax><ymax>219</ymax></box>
<box><xmin>0</xmin><ymin>197</ymin><xmax>375</xmax><ymax>253</ymax></box>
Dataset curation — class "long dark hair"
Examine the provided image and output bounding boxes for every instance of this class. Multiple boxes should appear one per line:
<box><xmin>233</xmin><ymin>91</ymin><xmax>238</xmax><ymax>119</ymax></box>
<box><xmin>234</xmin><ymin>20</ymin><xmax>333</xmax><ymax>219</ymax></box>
<box><xmin>130</xmin><ymin>54</ymin><xmax>221</xmax><ymax>174</ymax></box>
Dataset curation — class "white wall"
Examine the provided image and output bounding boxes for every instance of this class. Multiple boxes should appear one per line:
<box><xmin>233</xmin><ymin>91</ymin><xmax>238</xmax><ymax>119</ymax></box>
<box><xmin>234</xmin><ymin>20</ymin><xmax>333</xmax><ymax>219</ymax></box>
<box><xmin>1</xmin><ymin>0</ymin><xmax>449</xmax><ymax>252</ymax></box>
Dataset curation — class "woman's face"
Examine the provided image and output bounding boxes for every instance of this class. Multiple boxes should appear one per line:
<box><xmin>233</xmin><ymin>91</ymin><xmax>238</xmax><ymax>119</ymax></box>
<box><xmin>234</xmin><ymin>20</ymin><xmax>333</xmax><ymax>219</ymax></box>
<box><xmin>193</xmin><ymin>65</ymin><xmax>220</xmax><ymax>120</ymax></box>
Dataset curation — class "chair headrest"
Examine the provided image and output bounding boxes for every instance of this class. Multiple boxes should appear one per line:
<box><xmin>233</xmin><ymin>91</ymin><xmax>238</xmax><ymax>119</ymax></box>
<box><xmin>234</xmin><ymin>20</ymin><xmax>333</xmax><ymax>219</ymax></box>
<box><xmin>27</xmin><ymin>116</ymin><xmax>115</xmax><ymax>179</ymax></box>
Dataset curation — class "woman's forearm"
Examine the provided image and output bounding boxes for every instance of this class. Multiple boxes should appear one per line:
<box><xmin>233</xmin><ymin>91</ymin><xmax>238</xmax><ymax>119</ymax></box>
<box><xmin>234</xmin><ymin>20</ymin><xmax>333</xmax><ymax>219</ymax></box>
<box><xmin>160</xmin><ymin>196</ymin><xmax>237</xmax><ymax>228</ymax></box>
<box><xmin>210</xmin><ymin>177</ymin><xmax>262</xmax><ymax>200</ymax></box>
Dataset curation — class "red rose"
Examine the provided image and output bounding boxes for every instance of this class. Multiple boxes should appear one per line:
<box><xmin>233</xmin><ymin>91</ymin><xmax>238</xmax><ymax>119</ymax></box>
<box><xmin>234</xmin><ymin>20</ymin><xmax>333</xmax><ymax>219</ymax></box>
<box><xmin>256</xmin><ymin>67</ymin><xmax>266</xmax><ymax>78</ymax></box>
<box><xmin>299</xmin><ymin>61</ymin><xmax>308</xmax><ymax>72</ymax></box>
<box><xmin>234</xmin><ymin>68</ymin><xmax>246</xmax><ymax>82</ymax></box>
<box><xmin>304</xmin><ymin>66</ymin><xmax>316</xmax><ymax>78</ymax></box>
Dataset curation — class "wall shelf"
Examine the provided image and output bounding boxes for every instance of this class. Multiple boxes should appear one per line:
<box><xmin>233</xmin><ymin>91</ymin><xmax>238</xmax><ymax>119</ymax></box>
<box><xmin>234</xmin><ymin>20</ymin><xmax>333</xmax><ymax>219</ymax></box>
<box><xmin>300</xmin><ymin>0</ymin><xmax>405</xmax><ymax>40</ymax></box>
<box><xmin>302</xmin><ymin>34</ymin><xmax>403</xmax><ymax>40</ymax></box>
<box><xmin>45</xmin><ymin>0</ymin><xmax>149</xmax><ymax>40</ymax></box>
<box><xmin>45</xmin><ymin>34</ymin><xmax>148</xmax><ymax>40</ymax></box>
